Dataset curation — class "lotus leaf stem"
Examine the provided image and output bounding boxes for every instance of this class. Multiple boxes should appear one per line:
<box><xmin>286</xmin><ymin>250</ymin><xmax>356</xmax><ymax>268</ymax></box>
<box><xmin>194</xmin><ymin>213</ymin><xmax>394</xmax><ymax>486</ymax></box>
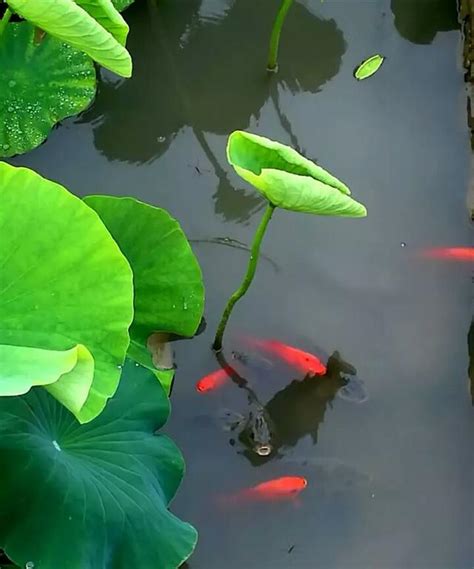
<box><xmin>267</xmin><ymin>0</ymin><xmax>294</xmax><ymax>72</ymax></box>
<box><xmin>0</xmin><ymin>8</ymin><xmax>12</xmax><ymax>36</ymax></box>
<box><xmin>213</xmin><ymin>203</ymin><xmax>275</xmax><ymax>351</ymax></box>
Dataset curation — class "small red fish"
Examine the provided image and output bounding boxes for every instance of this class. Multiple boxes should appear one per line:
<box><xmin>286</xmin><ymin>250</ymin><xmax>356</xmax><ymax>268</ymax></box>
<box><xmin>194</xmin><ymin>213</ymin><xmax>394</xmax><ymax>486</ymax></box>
<box><xmin>420</xmin><ymin>247</ymin><xmax>474</xmax><ymax>262</ymax></box>
<box><xmin>221</xmin><ymin>476</ymin><xmax>307</xmax><ymax>505</ymax></box>
<box><xmin>246</xmin><ymin>337</ymin><xmax>326</xmax><ymax>376</ymax></box>
<box><xmin>196</xmin><ymin>366</ymin><xmax>232</xmax><ymax>393</ymax></box>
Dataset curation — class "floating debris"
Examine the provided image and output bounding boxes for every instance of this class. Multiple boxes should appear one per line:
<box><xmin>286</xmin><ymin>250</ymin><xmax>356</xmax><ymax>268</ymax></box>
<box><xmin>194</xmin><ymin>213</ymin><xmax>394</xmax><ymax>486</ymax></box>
<box><xmin>354</xmin><ymin>54</ymin><xmax>385</xmax><ymax>80</ymax></box>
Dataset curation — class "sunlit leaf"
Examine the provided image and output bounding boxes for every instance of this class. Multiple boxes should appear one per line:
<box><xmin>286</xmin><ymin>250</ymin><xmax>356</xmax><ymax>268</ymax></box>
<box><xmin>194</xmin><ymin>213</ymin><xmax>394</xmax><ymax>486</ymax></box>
<box><xmin>0</xmin><ymin>360</ymin><xmax>197</xmax><ymax>569</ymax></box>
<box><xmin>0</xmin><ymin>23</ymin><xmax>96</xmax><ymax>158</ymax></box>
<box><xmin>227</xmin><ymin>131</ymin><xmax>367</xmax><ymax>217</ymax></box>
<box><xmin>6</xmin><ymin>0</ymin><xmax>132</xmax><ymax>77</ymax></box>
<box><xmin>354</xmin><ymin>54</ymin><xmax>385</xmax><ymax>81</ymax></box>
<box><xmin>75</xmin><ymin>0</ymin><xmax>129</xmax><ymax>45</ymax></box>
<box><xmin>83</xmin><ymin>196</ymin><xmax>205</xmax><ymax>390</ymax></box>
<box><xmin>0</xmin><ymin>162</ymin><xmax>134</xmax><ymax>422</ymax></box>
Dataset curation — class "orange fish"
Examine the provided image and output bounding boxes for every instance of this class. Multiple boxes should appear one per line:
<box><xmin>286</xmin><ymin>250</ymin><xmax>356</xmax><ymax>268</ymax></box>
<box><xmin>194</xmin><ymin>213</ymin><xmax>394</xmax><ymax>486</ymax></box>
<box><xmin>222</xmin><ymin>476</ymin><xmax>308</xmax><ymax>505</ymax></box>
<box><xmin>420</xmin><ymin>247</ymin><xmax>474</xmax><ymax>262</ymax></box>
<box><xmin>196</xmin><ymin>366</ymin><xmax>232</xmax><ymax>393</ymax></box>
<box><xmin>246</xmin><ymin>337</ymin><xmax>326</xmax><ymax>376</ymax></box>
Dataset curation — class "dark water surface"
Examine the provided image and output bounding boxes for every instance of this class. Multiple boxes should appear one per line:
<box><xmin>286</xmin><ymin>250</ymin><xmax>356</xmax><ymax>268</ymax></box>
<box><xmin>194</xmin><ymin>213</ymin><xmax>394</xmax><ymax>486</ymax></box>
<box><xmin>10</xmin><ymin>0</ymin><xmax>473</xmax><ymax>567</ymax></box>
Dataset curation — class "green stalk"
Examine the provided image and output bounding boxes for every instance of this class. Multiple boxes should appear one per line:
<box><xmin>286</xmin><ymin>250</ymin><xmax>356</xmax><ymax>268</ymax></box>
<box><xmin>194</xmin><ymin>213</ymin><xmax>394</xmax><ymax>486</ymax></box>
<box><xmin>213</xmin><ymin>203</ymin><xmax>275</xmax><ymax>351</ymax></box>
<box><xmin>0</xmin><ymin>8</ymin><xmax>12</xmax><ymax>37</ymax></box>
<box><xmin>267</xmin><ymin>0</ymin><xmax>294</xmax><ymax>72</ymax></box>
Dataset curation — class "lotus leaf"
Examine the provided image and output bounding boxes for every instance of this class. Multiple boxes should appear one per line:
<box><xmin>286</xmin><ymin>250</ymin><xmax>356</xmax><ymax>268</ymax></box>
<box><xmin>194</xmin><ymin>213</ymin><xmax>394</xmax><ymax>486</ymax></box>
<box><xmin>75</xmin><ymin>0</ymin><xmax>129</xmax><ymax>45</ymax></box>
<box><xmin>354</xmin><ymin>54</ymin><xmax>385</xmax><ymax>81</ymax></box>
<box><xmin>6</xmin><ymin>0</ymin><xmax>132</xmax><ymax>77</ymax></box>
<box><xmin>0</xmin><ymin>22</ymin><xmax>96</xmax><ymax>158</ymax></box>
<box><xmin>112</xmin><ymin>0</ymin><xmax>135</xmax><ymax>11</ymax></box>
<box><xmin>227</xmin><ymin>131</ymin><xmax>367</xmax><ymax>217</ymax></box>
<box><xmin>0</xmin><ymin>162</ymin><xmax>134</xmax><ymax>422</ymax></box>
<box><xmin>84</xmin><ymin>196</ymin><xmax>204</xmax><ymax>389</ymax></box>
<box><xmin>0</xmin><ymin>360</ymin><xmax>197</xmax><ymax>569</ymax></box>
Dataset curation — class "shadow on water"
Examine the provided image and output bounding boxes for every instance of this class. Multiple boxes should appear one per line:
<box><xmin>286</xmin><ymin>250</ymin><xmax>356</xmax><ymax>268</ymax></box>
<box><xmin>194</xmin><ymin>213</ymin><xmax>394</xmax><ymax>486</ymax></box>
<box><xmin>216</xmin><ymin>349</ymin><xmax>359</xmax><ymax>466</ymax></box>
<box><xmin>82</xmin><ymin>0</ymin><xmax>346</xmax><ymax>222</ymax></box>
<box><xmin>390</xmin><ymin>0</ymin><xmax>458</xmax><ymax>44</ymax></box>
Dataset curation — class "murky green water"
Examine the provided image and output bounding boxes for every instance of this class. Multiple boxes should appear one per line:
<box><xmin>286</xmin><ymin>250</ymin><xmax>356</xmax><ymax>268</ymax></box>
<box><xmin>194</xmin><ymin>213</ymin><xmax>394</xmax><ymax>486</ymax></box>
<box><xmin>10</xmin><ymin>0</ymin><xmax>473</xmax><ymax>567</ymax></box>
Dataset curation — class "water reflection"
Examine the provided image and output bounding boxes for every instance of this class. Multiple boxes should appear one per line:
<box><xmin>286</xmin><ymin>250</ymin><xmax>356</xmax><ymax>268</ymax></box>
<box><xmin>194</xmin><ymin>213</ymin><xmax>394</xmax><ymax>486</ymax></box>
<box><xmin>468</xmin><ymin>319</ymin><xmax>473</xmax><ymax>404</ymax></box>
<box><xmin>391</xmin><ymin>0</ymin><xmax>458</xmax><ymax>44</ymax></box>
<box><xmin>217</xmin><ymin>350</ymin><xmax>360</xmax><ymax>466</ymax></box>
<box><xmin>83</xmin><ymin>0</ymin><xmax>345</xmax><ymax>221</ymax></box>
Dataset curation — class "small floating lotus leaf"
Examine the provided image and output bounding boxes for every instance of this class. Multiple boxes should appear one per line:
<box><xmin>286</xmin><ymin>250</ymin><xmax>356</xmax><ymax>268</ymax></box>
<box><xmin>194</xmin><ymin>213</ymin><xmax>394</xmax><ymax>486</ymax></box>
<box><xmin>0</xmin><ymin>360</ymin><xmax>198</xmax><ymax>569</ymax></box>
<box><xmin>6</xmin><ymin>0</ymin><xmax>132</xmax><ymax>77</ymax></box>
<box><xmin>75</xmin><ymin>0</ymin><xmax>129</xmax><ymax>45</ymax></box>
<box><xmin>227</xmin><ymin>131</ymin><xmax>367</xmax><ymax>217</ymax></box>
<box><xmin>354</xmin><ymin>54</ymin><xmax>385</xmax><ymax>81</ymax></box>
<box><xmin>0</xmin><ymin>162</ymin><xmax>134</xmax><ymax>422</ymax></box>
<box><xmin>0</xmin><ymin>23</ymin><xmax>96</xmax><ymax>158</ymax></box>
<box><xmin>84</xmin><ymin>196</ymin><xmax>205</xmax><ymax>391</ymax></box>
<box><xmin>0</xmin><ymin>344</ymin><xmax>94</xmax><ymax>418</ymax></box>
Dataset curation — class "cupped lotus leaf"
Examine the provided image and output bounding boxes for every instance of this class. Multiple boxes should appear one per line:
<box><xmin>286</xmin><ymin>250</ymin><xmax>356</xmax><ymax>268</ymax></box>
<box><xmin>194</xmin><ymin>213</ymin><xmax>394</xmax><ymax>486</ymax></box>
<box><xmin>75</xmin><ymin>0</ymin><xmax>129</xmax><ymax>45</ymax></box>
<box><xmin>354</xmin><ymin>54</ymin><xmax>385</xmax><ymax>80</ymax></box>
<box><xmin>227</xmin><ymin>131</ymin><xmax>367</xmax><ymax>217</ymax></box>
<box><xmin>0</xmin><ymin>23</ymin><xmax>96</xmax><ymax>158</ymax></box>
<box><xmin>0</xmin><ymin>344</ymin><xmax>93</xmax><ymax>417</ymax></box>
<box><xmin>112</xmin><ymin>0</ymin><xmax>135</xmax><ymax>11</ymax></box>
<box><xmin>84</xmin><ymin>196</ymin><xmax>205</xmax><ymax>387</ymax></box>
<box><xmin>0</xmin><ymin>360</ymin><xmax>198</xmax><ymax>569</ymax></box>
<box><xmin>6</xmin><ymin>0</ymin><xmax>132</xmax><ymax>77</ymax></box>
<box><xmin>0</xmin><ymin>162</ymin><xmax>134</xmax><ymax>422</ymax></box>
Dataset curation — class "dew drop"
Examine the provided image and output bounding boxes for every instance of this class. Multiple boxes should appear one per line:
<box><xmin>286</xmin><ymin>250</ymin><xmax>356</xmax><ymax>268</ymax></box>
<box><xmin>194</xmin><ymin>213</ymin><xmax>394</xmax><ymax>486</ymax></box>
<box><xmin>2</xmin><ymin>144</ymin><xmax>10</xmax><ymax>150</ymax></box>
<box><xmin>7</xmin><ymin>106</ymin><xmax>13</xmax><ymax>112</ymax></box>
<box><xmin>156</xmin><ymin>136</ymin><xmax>166</xmax><ymax>143</ymax></box>
<box><xmin>52</xmin><ymin>440</ymin><xmax>61</xmax><ymax>452</ymax></box>
<box><xmin>26</xmin><ymin>561</ymin><xmax>35</xmax><ymax>568</ymax></box>
<box><xmin>400</xmin><ymin>242</ymin><xmax>406</xmax><ymax>248</ymax></box>
<box><xmin>8</xmin><ymin>80</ymin><xmax>16</xmax><ymax>88</ymax></box>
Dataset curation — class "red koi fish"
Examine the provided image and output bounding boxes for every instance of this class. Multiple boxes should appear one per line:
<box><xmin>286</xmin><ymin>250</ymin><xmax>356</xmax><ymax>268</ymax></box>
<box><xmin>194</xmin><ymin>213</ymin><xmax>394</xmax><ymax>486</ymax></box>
<box><xmin>221</xmin><ymin>476</ymin><xmax>307</xmax><ymax>505</ymax></box>
<box><xmin>246</xmin><ymin>337</ymin><xmax>326</xmax><ymax>376</ymax></box>
<box><xmin>196</xmin><ymin>366</ymin><xmax>232</xmax><ymax>393</ymax></box>
<box><xmin>420</xmin><ymin>247</ymin><xmax>474</xmax><ymax>262</ymax></box>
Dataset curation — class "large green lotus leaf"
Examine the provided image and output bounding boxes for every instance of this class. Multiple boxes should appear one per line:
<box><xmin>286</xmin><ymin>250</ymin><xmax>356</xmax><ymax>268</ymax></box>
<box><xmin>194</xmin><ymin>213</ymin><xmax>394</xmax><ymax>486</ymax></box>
<box><xmin>6</xmin><ymin>0</ymin><xmax>132</xmax><ymax>77</ymax></box>
<box><xmin>0</xmin><ymin>22</ymin><xmax>96</xmax><ymax>158</ymax></box>
<box><xmin>0</xmin><ymin>360</ymin><xmax>198</xmax><ymax>569</ymax></box>
<box><xmin>0</xmin><ymin>344</ymin><xmax>93</xmax><ymax>416</ymax></box>
<box><xmin>227</xmin><ymin>131</ymin><xmax>367</xmax><ymax>217</ymax></box>
<box><xmin>0</xmin><ymin>162</ymin><xmax>134</xmax><ymax>422</ymax></box>
<box><xmin>84</xmin><ymin>196</ymin><xmax>204</xmax><ymax>385</ymax></box>
<box><xmin>112</xmin><ymin>0</ymin><xmax>135</xmax><ymax>11</ymax></box>
<box><xmin>75</xmin><ymin>0</ymin><xmax>129</xmax><ymax>45</ymax></box>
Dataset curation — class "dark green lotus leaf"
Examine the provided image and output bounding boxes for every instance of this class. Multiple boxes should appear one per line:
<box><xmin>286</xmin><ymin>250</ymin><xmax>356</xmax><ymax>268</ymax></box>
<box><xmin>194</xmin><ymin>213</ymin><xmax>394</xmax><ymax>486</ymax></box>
<box><xmin>0</xmin><ymin>360</ymin><xmax>198</xmax><ymax>569</ymax></box>
<box><xmin>6</xmin><ymin>0</ymin><xmax>132</xmax><ymax>77</ymax></box>
<box><xmin>0</xmin><ymin>162</ymin><xmax>134</xmax><ymax>422</ymax></box>
<box><xmin>354</xmin><ymin>54</ymin><xmax>385</xmax><ymax>81</ymax></box>
<box><xmin>0</xmin><ymin>22</ymin><xmax>96</xmax><ymax>158</ymax></box>
<box><xmin>84</xmin><ymin>196</ymin><xmax>204</xmax><ymax>389</ymax></box>
<box><xmin>112</xmin><ymin>0</ymin><xmax>135</xmax><ymax>11</ymax></box>
<box><xmin>227</xmin><ymin>131</ymin><xmax>367</xmax><ymax>217</ymax></box>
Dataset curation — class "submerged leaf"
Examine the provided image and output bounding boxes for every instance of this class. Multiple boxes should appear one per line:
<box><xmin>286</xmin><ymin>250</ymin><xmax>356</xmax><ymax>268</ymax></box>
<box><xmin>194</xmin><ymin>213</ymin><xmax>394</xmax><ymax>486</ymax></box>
<box><xmin>75</xmin><ymin>0</ymin><xmax>129</xmax><ymax>45</ymax></box>
<box><xmin>6</xmin><ymin>0</ymin><xmax>132</xmax><ymax>77</ymax></box>
<box><xmin>0</xmin><ymin>22</ymin><xmax>96</xmax><ymax>158</ymax></box>
<box><xmin>227</xmin><ymin>131</ymin><xmax>367</xmax><ymax>217</ymax></box>
<box><xmin>0</xmin><ymin>360</ymin><xmax>197</xmax><ymax>569</ymax></box>
<box><xmin>354</xmin><ymin>54</ymin><xmax>385</xmax><ymax>80</ymax></box>
<box><xmin>84</xmin><ymin>196</ymin><xmax>205</xmax><ymax>389</ymax></box>
<box><xmin>0</xmin><ymin>163</ymin><xmax>134</xmax><ymax>422</ymax></box>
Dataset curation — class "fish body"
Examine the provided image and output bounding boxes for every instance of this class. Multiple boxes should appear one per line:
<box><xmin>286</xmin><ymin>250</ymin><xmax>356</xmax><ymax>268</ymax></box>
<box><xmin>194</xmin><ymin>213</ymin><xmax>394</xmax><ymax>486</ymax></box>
<box><xmin>224</xmin><ymin>476</ymin><xmax>307</xmax><ymax>505</ymax></box>
<box><xmin>196</xmin><ymin>366</ymin><xmax>232</xmax><ymax>393</ymax></box>
<box><xmin>246</xmin><ymin>337</ymin><xmax>326</xmax><ymax>376</ymax></box>
<box><xmin>420</xmin><ymin>247</ymin><xmax>474</xmax><ymax>262</ymax></box>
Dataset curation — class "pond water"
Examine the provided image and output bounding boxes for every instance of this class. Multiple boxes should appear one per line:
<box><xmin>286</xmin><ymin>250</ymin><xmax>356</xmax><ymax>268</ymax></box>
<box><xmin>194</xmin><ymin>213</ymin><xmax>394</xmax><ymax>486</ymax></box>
<box><xmin>9</xmin><ymin>0</ymin><xmax>473</xmax><ymax>567</ymax></box>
